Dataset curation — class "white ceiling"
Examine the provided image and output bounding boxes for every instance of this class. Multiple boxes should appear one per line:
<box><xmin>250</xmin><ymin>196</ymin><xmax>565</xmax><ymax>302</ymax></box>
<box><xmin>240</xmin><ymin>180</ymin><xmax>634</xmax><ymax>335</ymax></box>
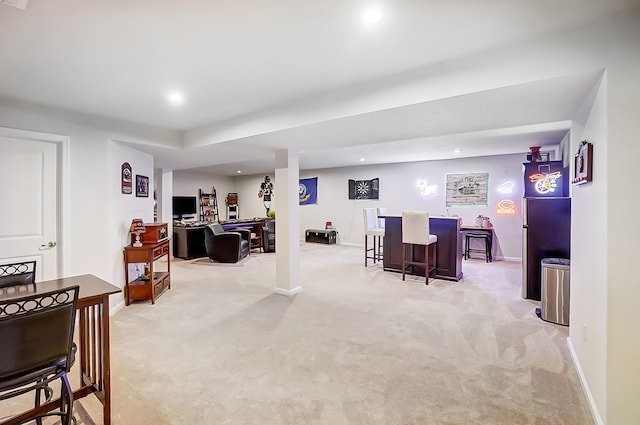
<box><xmin>1</xmin><ymin>0</ymin><xmax>632</xmax><ymax>175</ymax></box>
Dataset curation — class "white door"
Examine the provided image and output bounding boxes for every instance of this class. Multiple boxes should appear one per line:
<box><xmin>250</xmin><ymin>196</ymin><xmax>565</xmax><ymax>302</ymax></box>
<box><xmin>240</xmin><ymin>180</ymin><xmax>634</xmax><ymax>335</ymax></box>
<box><xmin>0</xmin><ymin>136</ymin><xmax>58</xmax><ymax>281</ymax></box>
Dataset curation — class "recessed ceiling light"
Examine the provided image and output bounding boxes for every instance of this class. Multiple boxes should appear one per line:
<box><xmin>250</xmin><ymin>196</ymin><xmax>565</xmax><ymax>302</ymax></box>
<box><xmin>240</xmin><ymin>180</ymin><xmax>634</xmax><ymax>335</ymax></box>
<box><xmin>363</xmin><ymin>8</ymin><xmax>382</xmax><ymax>23</ymax></box>
<box><xmin>167</xmin><ymin>91</ymin><xmax>184</xmax><ymax>106</ymax></box>
<box><xmin>236</xmin><ymin>170</ymin><xmax>242</xmax><ymax>174</ymax></box>
<box><xmin>454</xmin><ymin>148</ymin><xmax>461</xmax><ymax>154</ymax></box>
<box><xmin>359</xmin><ymin>158</ymin><xmax>366</xmax><ymax>162</ymax></box>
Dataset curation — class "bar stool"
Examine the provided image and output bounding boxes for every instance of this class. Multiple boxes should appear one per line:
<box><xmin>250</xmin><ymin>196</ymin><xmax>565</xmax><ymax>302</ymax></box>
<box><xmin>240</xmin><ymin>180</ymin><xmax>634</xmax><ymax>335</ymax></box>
<box><xmin>376</xmin><ymin>207</ymin><xmax>387</xmax><ymax>229</ymax></box>
<box><xmin>363</xmin><ymin>208</ymin><xmax>384</xmax><ymax>267</ymax></box>
<box><xmin>376</xmin><ymin>207</ymin><xmax>387</xmax><ymax>260</ymax></box>
<box><xmin>464</xmin><ymin>233</ymin><xmax>492</xmax><ymax>262</ymax></box>
<box><xmin>402</xmin><ymin>211</ymin><xmax>437</xmax><ymax>284</ymax></box>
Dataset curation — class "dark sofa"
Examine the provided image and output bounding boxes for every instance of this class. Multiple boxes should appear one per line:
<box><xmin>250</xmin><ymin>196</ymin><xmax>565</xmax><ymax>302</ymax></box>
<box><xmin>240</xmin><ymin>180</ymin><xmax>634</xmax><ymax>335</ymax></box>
<box><xmin>204</xmin><ymin>223</ymin><xmax>250</xmax><ymax>263</ymax></box>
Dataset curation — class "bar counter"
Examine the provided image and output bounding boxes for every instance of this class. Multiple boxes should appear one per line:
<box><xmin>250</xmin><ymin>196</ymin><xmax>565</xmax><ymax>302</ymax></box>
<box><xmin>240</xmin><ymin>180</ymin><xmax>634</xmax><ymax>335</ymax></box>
<box><xmin>380</xmin><ymin>216</ymin><xmax>463</xmax><ymax>281</ymax></box>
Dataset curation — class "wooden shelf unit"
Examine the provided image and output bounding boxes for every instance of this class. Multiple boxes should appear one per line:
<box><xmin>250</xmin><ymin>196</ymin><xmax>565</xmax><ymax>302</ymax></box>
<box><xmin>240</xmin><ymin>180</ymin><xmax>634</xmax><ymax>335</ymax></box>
<box><xmin>123</xmin><ymin>238</ymin><xmax>171</xmax><ymax>305</ymax></box>
<box><xmin>198</xmin><ymin>188</ymin><xmax>219</xmax><ymax>222</ymax></box>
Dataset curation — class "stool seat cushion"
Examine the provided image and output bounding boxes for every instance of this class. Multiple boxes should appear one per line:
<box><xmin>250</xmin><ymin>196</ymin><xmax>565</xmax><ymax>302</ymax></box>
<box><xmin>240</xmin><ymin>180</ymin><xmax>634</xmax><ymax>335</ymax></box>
<box><xmin>365</xmin><ymin>228</ymin><xmax>385</xmax><ymax>237</ymax></box>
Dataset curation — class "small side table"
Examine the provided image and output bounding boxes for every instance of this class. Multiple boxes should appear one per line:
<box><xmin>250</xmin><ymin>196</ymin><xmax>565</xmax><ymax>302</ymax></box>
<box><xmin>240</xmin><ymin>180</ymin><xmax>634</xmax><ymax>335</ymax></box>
<box><xmin>123</xmin><ymin>238</ymin><xmax>171</xmax><ymax>305</ymax></box>
<box><xmin>460</xmin><ymin>225</ymin><xmax>493</xmax><ymax>262</ymax></box>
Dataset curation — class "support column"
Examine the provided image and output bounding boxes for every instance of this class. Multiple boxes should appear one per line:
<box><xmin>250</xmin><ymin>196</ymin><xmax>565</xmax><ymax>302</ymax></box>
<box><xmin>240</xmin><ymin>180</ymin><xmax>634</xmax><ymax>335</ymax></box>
<box><xmin>160</xmin><ymin>169</ymin><xmax>173</xmax><ymax>255</ymax></box>
<box><xmin>274</xmin><ymin>150</ymin><xmax>301</xmax><ymax>296</ymax></box>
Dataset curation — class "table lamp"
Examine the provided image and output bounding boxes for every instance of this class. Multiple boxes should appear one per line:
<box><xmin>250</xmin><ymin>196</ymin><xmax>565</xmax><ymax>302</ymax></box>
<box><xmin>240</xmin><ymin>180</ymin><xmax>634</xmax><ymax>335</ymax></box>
<box><xmin>129</xmin><ymin>218</ymin><xmax>146</xmax><ymax>247</ymax></box>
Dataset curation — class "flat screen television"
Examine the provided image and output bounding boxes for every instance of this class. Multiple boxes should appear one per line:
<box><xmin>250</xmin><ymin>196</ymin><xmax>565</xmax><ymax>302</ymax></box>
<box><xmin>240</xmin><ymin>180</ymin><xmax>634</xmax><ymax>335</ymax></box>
<box><xmin>172</xmin><ymin>196</ymin><xmax>197</xmax><ymax>219</ymax></box>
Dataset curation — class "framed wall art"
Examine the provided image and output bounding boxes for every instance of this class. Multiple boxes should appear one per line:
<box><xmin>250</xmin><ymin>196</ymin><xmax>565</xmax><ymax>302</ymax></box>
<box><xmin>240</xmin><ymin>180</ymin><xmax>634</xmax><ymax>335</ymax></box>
<box><xmin>572</xmin><ymin>140</ymin><xmax>593</xmax><ymax>185</ymax></box>
<box><xmin>348</xmin><ymin>178</ymin><xmax>379</xmax><ymax>200</ymax></box>
<box><xmin>136</xmin><ymin>175</ymin><xmax>149</xmax><ymax>197</ymax></box>
<box><xmin>446</xmin><ymin>172</ymin><xmax>489</xmax><ymax>206</ymax></box>
<box><xmin>121</xmin><ymin>162</ymin><xmax>132</xmax><ymax>194</ymax></box>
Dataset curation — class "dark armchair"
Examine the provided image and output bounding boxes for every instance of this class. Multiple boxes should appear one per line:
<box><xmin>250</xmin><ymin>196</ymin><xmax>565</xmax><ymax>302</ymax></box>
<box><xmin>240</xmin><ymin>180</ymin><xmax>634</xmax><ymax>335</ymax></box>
<box><xmin>204</xmin><ymin>223</ymin><xmax>250</xmax><ymax>263</ymax></box>
<box><xmin>262</xmin><ymin>219</ymin><xmax>275</xmax><ymax>253</ymax></box>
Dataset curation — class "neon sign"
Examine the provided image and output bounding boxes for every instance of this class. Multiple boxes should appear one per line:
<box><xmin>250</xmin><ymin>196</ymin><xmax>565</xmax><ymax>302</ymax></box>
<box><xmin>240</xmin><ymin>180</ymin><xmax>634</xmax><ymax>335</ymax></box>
<box><xmin>528</xmin><ymin>171</ymin><xmax>562</xmax><ymax>195</ymax></box>
<box><xmin>496</xmin><ymin>181</ymin><xmax>516</xmax><ymax>194</ymax></box>
<box><xmin>417</xmin><ymin>179</ymin><xmax>437</xmax><ymax>196</ymax></box>
<box><xmin>496</xmin><ymin>199</ymin><xmax>517</xmax><ymax>215</ymax></box>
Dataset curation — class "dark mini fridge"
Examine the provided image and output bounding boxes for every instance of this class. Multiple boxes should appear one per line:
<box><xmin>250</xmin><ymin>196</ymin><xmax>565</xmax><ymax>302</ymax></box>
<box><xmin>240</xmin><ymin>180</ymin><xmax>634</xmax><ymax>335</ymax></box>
<box><xmin>521</xmin><ymin>197</ymin><xmax>571</xmax><ymax>300</ymax></box>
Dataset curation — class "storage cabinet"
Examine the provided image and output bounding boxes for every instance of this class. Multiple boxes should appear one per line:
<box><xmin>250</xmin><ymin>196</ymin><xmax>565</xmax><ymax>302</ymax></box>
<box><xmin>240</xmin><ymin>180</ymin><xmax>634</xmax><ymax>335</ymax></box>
<box><xmin>139</xmin><ymin>222</ymin><xmax>168</xmax><ymax>244</ymax></box>
<box><xmin>123</xmin><ymin>238</ymin><xmax>171</xmax><ymax>305</ymax></box>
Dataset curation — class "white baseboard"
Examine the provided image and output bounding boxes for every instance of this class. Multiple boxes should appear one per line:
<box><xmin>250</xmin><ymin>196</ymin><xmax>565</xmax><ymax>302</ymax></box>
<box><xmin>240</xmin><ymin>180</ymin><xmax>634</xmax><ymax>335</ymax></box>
<box><xmin>337</xmin><ymin>242</ymin><xmax>361</xmax><ymax>247</ymax></box>
<box><xmin>110</xmin><ymin>299</ymin><xmax>125</xmax><ymax>315</ymax></box>
<box><xmin>493</xmin><ymin>256</ymin><xmax>521</xmax><ymax>262</ymax></box>
<box><xmin>567</xmin><ymin>337</ymin><xmax>603</xmax><ymax>425</ymax></box>
<box><xmin>274</xmin><ymin>286</ymin><xmax>302</xmax><ymax>296</ymax></box>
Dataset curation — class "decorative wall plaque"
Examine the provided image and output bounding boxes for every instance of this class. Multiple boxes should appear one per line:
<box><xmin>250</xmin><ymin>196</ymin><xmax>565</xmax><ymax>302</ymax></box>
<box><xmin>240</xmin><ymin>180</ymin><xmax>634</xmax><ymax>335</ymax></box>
<box><xmin>572</xmin><ymin>140</ymin><xmax>593</xmax><ymax>185</ymax></box>
<box><xmin>121</xmin><ymin>162</ymin><xmax>132</xmax><ymax>194</ymax></box>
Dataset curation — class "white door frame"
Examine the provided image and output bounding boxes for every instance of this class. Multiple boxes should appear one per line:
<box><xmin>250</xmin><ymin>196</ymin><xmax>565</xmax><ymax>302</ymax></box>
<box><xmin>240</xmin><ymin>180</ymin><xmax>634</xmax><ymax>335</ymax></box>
<box><xmin>0</xmin><ymin>126</ymin><xmax>70</xmax><ymax>278</ymax></box>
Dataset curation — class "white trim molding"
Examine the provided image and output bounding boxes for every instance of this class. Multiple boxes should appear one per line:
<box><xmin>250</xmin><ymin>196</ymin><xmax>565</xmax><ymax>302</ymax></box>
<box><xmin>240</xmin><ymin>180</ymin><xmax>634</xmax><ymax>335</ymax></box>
<box><xmin>567</xmin><ymin>337</ymin><xmax>603</xmax><ymax>425</ymax></box>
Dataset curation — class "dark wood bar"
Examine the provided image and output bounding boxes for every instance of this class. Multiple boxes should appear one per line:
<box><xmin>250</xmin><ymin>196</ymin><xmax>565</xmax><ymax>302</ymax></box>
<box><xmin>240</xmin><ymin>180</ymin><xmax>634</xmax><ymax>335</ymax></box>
<box><xmin>381</xmin><ymin>216</ymin><xmax>463</xmax><ymax>281</ymax></box>
<box><xmin>173</xmin><ymin>226</ymin><xmax>207</xmax><ymax>259</ymax></box>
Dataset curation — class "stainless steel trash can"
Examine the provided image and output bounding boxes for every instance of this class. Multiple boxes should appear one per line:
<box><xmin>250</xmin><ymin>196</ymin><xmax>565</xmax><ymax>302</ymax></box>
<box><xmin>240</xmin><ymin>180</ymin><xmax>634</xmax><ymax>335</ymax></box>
<box><xmin>539</xmin><ymin>258</ymin><xmax>570</xmax><ymax>326</ymax></box>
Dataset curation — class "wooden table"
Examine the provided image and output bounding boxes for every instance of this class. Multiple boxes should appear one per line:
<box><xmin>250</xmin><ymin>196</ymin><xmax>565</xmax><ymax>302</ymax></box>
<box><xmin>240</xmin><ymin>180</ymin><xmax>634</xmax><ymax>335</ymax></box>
<box><xmin>0</xmin><ymin>274</ymin><xmax>120</xmax><ymax>425</ymax></box>
<box><xmin>123</xmin><ymin>238</ymin><xmax>171</xmax><ymax>305</ymax></box>
<box><xmin>221</xmin><ymin>218</ymin><xmax>268</xmax><ymax>252</ymax></box>
<box><xmin>460</xmin><ymin>224</ymin><xmax>494</xmax><ymax>261</ymax></box>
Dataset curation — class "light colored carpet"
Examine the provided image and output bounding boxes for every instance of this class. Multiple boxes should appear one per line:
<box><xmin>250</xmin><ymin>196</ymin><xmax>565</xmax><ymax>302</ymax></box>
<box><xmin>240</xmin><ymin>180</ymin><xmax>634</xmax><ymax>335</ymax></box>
<box><xmin>2</xmin><ymin>243</ymin><xmax>593</xmax><ymax>424</ymax></box>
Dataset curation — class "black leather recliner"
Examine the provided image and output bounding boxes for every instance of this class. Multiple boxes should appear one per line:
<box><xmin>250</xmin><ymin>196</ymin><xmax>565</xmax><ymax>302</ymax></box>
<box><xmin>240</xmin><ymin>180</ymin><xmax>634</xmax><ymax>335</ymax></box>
<box><xmin>261</xmin><ymin>220</ymin><xmax>275</xmax><ymax>253</ymax></box>
<box><xmin>204</xmin><ymin>223</ymin><xmax>250</xmax><ymax>263</ymax></box>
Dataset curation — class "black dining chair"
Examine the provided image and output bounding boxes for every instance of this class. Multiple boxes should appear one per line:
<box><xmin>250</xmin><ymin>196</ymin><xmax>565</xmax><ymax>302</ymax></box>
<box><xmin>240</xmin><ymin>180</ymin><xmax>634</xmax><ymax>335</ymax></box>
<box><xmin>0</xmin><ymin>285</ymin><xmax>79</xmax><ymax>425</ymax></box>
<box><xmin>0</xmin><ymin>260</ymin><xmax>37</xmax><ymax>293</ymax></box>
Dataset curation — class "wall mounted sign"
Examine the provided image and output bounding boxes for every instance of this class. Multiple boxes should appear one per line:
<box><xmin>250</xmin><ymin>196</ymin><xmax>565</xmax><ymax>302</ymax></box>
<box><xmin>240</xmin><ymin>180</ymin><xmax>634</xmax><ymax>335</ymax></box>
<box><xmin>446</xmin><ymin>173</ymin><xmax>489</xmax><ymax>206</ymax></box>
<box><xmin>136</xmin><ymin>175</ymin><xmax>149</xmax><ymax>197</ymax></box>
<box><xmin>528</xmin><ymin>170</ymin><xmax>562</xmax><ymax>195</ymax></box>
<box><xmin>121</xmin><ymin>162</ymin><xmax>132</xmax><ymax>194</ymax></box>
<box><xmin>496</xmin><ymin>181</ymin><xmax>516</xmax><ymax>194</ymax></box>
<box><xmin>572</xmin><ymin>140</ymin><xmax>593</xmax><ymax>185</ymax></box>
<box><xmin>299</xmin><ymin>177</ymin><xmax>318</xmax><ymax>205</ymax></box>
<box><xmin>348</xmin><ymin>178</ymin><xmax>379</xmax><ymax>200</ymax></box>
<box><xmin>523</xmin><ymin>161</ymin><xmax>566</xmax><ymax>197</ymax></box>
<box><xmin>417</xmin><ymin>179</ymin><xmax>437</xmax><ymax>196</ymax></box>
<box><xmin>496</xmin><ymin>199</ymin><xmax>517</xmax><ymax>215</ymax></box>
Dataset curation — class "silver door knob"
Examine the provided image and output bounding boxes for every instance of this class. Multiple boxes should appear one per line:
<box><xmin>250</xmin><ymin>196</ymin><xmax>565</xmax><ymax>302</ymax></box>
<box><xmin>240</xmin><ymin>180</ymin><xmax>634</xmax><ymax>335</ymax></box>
<box><xmin>47</xmin><ymin>241</ymin><xmax>57</xmax><ymax>247</ymax></box>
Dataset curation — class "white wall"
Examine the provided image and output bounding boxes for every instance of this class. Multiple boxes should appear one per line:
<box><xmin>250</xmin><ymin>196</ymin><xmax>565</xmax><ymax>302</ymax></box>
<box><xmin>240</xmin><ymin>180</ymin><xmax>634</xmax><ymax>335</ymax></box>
<box><xmin>171</xmin><ymin>171</ymin><xmax>236</xmax><ymax>221</ymax></box>
<box><xmin>601</xmin><ymin>15</ymin><xmax>640</xmax><ymax>425</ymax></box>
<box><xmin>234</xmin><ymin>174</ymin><xmax>278</xmax><ymax>219</ymax></box>
<box><xmin>108</xmin><ymin>141</ymin><xmax>155</xmax><ymax>306</ymax></box>
<box><xmin>568</xmin><ymin>75</ymin><xmax>608</xmax><ymax>421</ymax></box>
<box><xmin>0</xmin><ymin>98</ymin><xmax>177</xmax><ymax>308</ymax></box>
<box><xmin>228</xmin><ymin>153</ymin><xmax>526</xmax><ymax>259</ymax></box>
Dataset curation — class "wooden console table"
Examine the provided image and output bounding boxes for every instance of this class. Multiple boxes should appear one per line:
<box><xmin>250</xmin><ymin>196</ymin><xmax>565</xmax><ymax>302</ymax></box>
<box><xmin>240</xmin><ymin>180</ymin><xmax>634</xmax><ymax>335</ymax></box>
<box><xmin>0</xmin><ymin>274</ymin><xmax>120</xmax><ymax>425</ymax></box>
<box><xmin>123</xmin><ymin>238</ymin><xmax>171</xmax><ymax>305</ymax></box>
